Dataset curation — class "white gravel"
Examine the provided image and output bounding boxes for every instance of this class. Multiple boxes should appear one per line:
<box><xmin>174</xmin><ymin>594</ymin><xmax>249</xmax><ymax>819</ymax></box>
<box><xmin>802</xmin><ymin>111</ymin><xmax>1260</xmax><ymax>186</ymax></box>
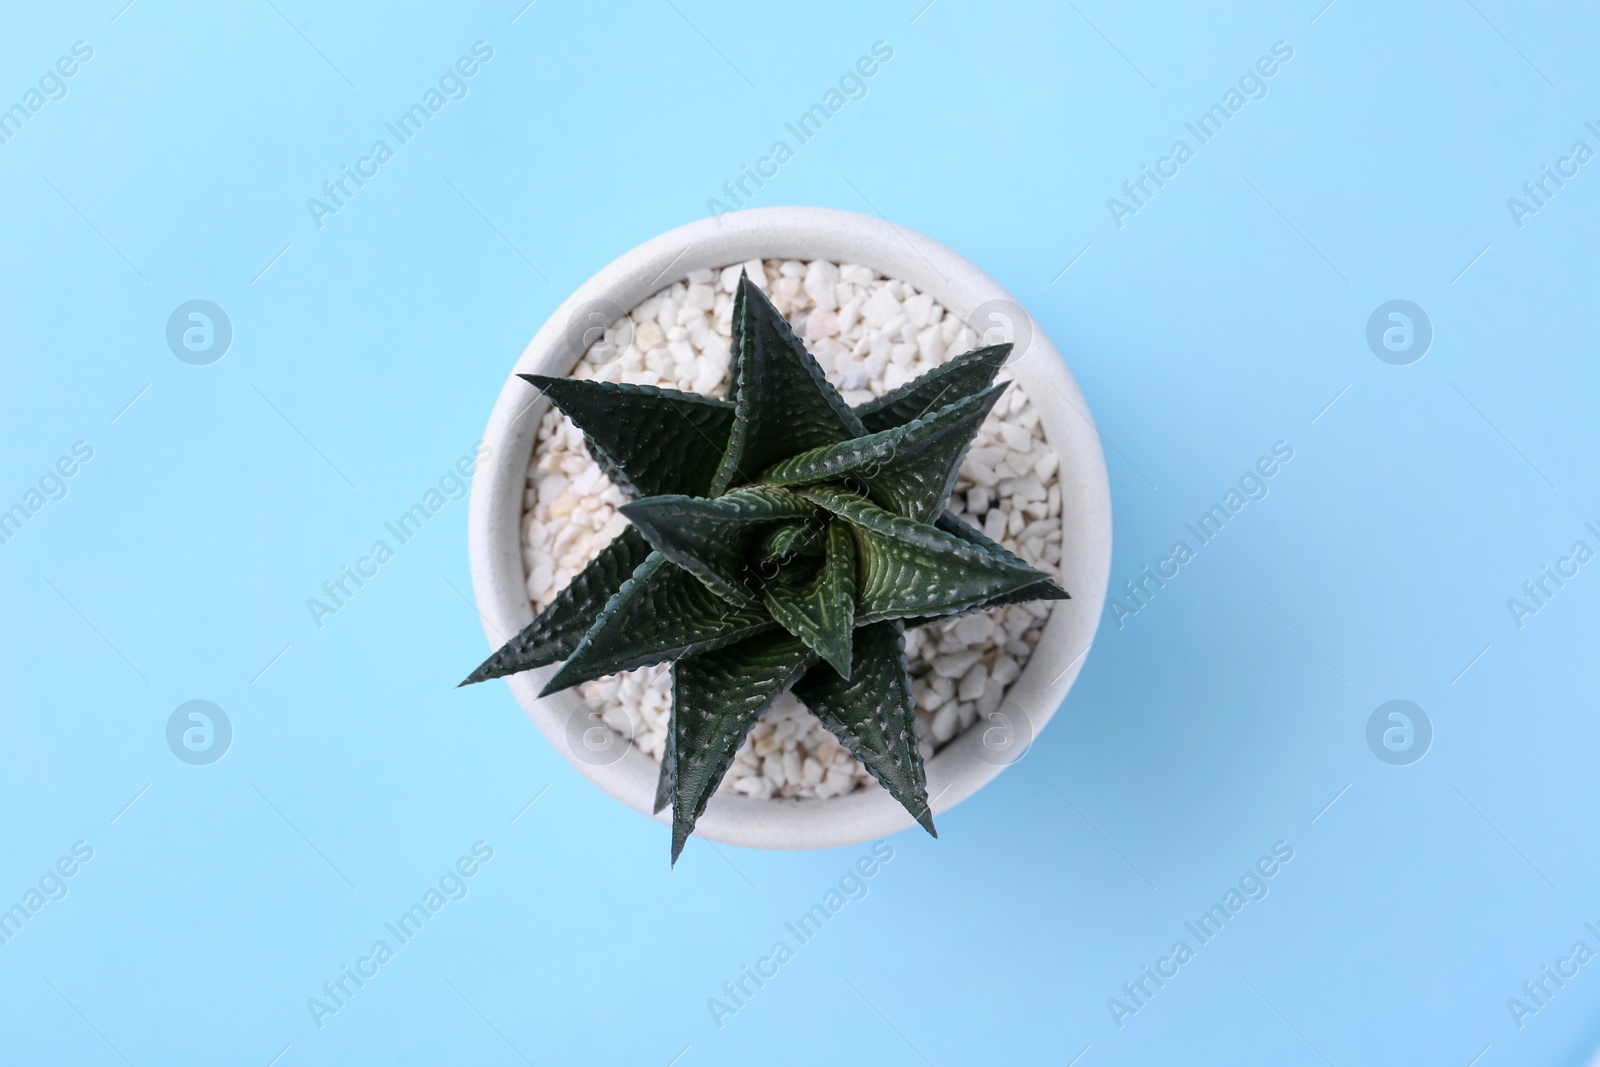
<box><xmin>523</xmin><ymin>258</ymin><xmax>1063</xmax><ymax>800</ymax></box>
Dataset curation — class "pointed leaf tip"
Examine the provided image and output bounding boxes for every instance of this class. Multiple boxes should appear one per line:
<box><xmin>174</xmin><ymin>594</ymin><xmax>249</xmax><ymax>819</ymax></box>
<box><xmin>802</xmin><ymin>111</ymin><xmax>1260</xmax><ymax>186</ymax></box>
<box><xmin>654</xmin><ymin>721</ymin><xmax>675</xmax><ymax>815</ymax></box>
<box><xmin>540</xmin><ymin>552</ymin><xmax>774</xmax><ymax>695</ymax></box>
<box><xmin>666</xmin><ymin>632</ymin><xmax>816</xmax><ymax>860</ymax></box>
<box><xmin>518</xmin><ymin>376</ymin><xmax>734</xmax><ymax>498</ymax></box>
<box><xmin>794</xmin><ymin>621</ymin><xmax>931</xmax><ymax>831</ymax></box>
<box><xmin>852</xmin><ymin>343</ymin><xmax>1013</xmax><ymax>433</ymax></box>
<box><xmin>464</xmin><ymin>527</ymin><xmax>655</xmax><ymax>688</ymax></box>
<box><xmin>713</xmin><ymin>275</ymin><xmax>864</xmax><ymax>492</ymax></box>
<box><xmin>802</xmin><ymin>488</ymin><xmax>1050</xmax><ymax>624</ymax></box>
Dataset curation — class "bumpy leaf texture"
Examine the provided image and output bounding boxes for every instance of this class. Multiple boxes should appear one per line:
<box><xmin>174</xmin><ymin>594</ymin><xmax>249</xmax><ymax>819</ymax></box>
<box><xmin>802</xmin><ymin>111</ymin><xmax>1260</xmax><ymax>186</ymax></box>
<box><xmin>464</xmin><ymin>272</ymin><xmax>1068</xmax><ymax>863</ymax></box>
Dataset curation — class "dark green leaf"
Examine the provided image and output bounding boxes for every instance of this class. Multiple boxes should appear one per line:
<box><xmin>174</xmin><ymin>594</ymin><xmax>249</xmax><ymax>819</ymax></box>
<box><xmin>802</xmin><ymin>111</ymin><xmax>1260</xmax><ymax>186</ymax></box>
<box><xmin>801</xmin><ymin>487</ymin><xmax>1050</xmax><ymax>624</ymax></box>
<box><xmin>652</xmin><ymin>735</ymin><xmax>674</xmax><ymax>815</ymax></box>
<box><xmin>520</xmin><ymin>375</ymin><xmax>734</xmax><ymax>498</ymax></box>
<box><xmin>722</xmin><ymin>272</ymin><xmax>748</xmax><ymax>412</ymax></box>
<box><xmin>934</xmin><ymin>510</ymin><xmax>1024</xmax><ymax>564</ymax></box>
<box><xmin>460</xmin><ymin>527</ymin><xmax>653</xmax><ymax>686</ymax></box>
<box><xmin>934</xmin><ymin>511</ymin><xmax>1068</xmax><ymax>598</ymax></box>
<box><xmin>900</xmin><ymin>513</ymin><xmax>1068</xmax><ymax>627</ymax></box>
<box><xmin>665</xmin><ymin>631</ymin><xmax>817</xmax><ymax>863</ymax></box>
<box><xmin>762</xmin><ymin>520</ymin><xmax>856</xmax><ymax>678</ymax></box>
<box><xmin>852</xmin><ymin>344</ymin><xmax>1012</xmax><ymax>432</ymax></box>
<box><xmin>761</xmin><ymin>383</ymin><xmax>1007</xmax><ymax>523</ymax></box>
<box><xmin>710</xmin><ymin>275</ymin><xmax>865</xmax><ymax>492</ymax></box>
<box><xmin>541</xmin><ymin>553</ymin><xmax>774</xmax><ymax>695</ymax></box>
<box><xmin>620</xmin><ymin>486</ymin><xmax>816</xmax><ymax>607</ymax></box>
<box><xmin>794</xmin><ymin>621</ymin><xmax>934</xmax><ymax>836</ymax></box>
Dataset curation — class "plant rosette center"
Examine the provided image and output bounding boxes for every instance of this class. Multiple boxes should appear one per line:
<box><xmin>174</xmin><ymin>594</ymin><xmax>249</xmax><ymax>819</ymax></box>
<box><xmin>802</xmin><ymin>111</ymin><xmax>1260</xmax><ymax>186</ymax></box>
<box><xmin>463</xmin><ymin>271</ymin><xmax>1068</xmax><ymax>864</ymax></box>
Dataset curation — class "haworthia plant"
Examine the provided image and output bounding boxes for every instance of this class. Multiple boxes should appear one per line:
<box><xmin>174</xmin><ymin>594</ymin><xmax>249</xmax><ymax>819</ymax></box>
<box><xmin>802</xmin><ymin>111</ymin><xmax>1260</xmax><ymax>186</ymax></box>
<box><xmin>462</xmin><ymin>273</ymin><xmax>1068</xmax><ymax>864</ymax></box>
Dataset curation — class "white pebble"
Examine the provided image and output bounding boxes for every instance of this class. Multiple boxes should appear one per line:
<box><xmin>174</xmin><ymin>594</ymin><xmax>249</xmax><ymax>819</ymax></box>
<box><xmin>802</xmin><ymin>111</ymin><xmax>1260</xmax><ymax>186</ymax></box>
<box><xmin>804</xmin><ymin>309</ymin><xmax>839</xmax><ymax>341</ymax></box>
<box><xmin>902</xmin><ymin>291</ymin><xmax>934</xmax><ymax>327</ymax></box>
<box><xmin>959</xmin><ymin>664</ymin><xmax>989</xmax><ymax>702</ymax></box>
<box><xmin>983</xmin><ymin>508</ymin><xmax>1007</xmax><ymax>541</ymax></box>
<box><xmin>954</xmin><ymin>615</ymin><xmax>996</xmax><ymax>644</ymax></box>
<box><xmin>934</xmin><ymin>650</ymin><xmax>982</xmax><ymax>678</ymax></box>
<box><xmin>860</xmin><ymin>286</ymin><xmax>902</xmax><ymax>328</ymax></box>
<box><xmin>999</xmin><ymin>423</ymin><xmax>1032</xmax><ymax>451</ymax></box>
<box><xmin>803</xmin><ymin>259</ymin><xmax>839</xmax><ymax>309</ymax></box>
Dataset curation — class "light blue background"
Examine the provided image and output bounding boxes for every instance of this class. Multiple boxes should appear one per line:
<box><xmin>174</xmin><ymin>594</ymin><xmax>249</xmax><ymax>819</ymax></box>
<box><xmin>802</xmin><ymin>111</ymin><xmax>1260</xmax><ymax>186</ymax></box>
<box><xmin>2</xmin><ymin>1</ymin><xmax>1597</xmax><ymax>1063</ymax></box>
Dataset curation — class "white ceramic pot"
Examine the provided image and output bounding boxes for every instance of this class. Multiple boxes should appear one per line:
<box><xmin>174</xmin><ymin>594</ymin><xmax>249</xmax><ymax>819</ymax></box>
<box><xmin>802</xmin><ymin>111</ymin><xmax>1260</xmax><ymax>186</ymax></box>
<box><xmin>467</xmin><ymin>206</ymin><xmax>1111</xmax><ymax>851</ymax></box>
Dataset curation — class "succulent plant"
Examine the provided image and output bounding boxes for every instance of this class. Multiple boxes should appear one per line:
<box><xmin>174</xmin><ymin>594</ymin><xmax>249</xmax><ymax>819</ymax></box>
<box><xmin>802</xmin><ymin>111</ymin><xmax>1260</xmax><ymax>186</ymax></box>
<box><xmin>463</xmin><ymin>273</ymin><xmax>1067</xmax><ymax>863</ymax></box>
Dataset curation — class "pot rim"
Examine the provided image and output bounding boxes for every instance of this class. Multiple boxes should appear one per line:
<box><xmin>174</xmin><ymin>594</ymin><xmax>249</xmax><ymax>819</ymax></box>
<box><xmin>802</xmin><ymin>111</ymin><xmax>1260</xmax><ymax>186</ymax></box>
<box><xmin>466</xmin><ymin>206</ymin><xmax>1111</xmax><ymax>851</ymax></box>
